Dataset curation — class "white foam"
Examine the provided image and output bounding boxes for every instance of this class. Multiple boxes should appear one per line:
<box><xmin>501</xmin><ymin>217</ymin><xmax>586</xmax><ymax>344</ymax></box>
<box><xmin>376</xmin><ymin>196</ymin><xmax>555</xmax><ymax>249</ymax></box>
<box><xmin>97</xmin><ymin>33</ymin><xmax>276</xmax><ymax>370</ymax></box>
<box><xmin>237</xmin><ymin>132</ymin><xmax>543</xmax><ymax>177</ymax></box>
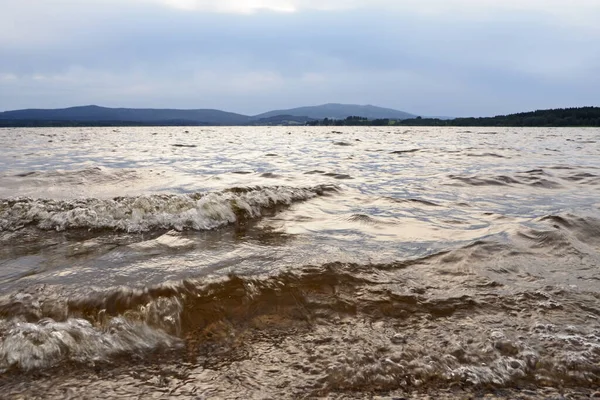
<box><xmin>0</xmin><ymin>317</ymin><xmax>180</xmax><ymax>372</ymax></box>
<box><xmin>0</xmin><ymin>185</ymin><xmax>336</xmax><ymax>233</ymax></box>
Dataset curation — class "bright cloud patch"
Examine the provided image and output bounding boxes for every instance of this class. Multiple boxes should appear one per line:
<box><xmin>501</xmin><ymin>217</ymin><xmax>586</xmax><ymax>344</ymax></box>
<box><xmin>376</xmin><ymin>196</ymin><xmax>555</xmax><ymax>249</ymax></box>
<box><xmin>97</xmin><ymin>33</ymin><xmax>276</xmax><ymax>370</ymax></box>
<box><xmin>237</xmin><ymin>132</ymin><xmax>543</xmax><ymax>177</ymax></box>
<box><xmin>150</xmin><ymin>0</ymin><xmax>600</xmax><ymax>19</ymax></box>
<box><xmin>154</xmin><ymin>0</ymin><xmax>365</xmax><ymax>13</ymax></box>
<box><xmin>158</xmin><ymin>0</ymin><xmax>296</xmax><ymax>13</ymax></box>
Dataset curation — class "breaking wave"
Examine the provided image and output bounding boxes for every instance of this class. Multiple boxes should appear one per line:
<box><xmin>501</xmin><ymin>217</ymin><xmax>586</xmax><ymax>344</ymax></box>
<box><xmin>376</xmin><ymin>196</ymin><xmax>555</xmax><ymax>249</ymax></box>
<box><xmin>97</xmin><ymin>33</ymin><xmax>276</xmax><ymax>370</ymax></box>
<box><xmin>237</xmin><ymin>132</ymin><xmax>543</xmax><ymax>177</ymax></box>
<box><xmin>0</xmin><ymin>185</ymin><xmax>338</xmax><ymax>233</ymax></box>
<box><xmin>0</xmin><ymin>256</ymin><xmax>598</xmax><ymax>391</ymax></box>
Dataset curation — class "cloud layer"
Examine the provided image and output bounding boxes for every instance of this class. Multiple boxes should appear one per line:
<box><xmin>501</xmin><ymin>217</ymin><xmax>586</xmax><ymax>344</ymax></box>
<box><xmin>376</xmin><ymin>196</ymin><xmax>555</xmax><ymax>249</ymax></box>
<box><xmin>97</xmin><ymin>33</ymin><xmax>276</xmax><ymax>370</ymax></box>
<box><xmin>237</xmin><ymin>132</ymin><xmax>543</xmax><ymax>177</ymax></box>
<box><xmin>0</xmin><ymin>0</ymin><xmax>598</xmax><ymax>116</ymax></box>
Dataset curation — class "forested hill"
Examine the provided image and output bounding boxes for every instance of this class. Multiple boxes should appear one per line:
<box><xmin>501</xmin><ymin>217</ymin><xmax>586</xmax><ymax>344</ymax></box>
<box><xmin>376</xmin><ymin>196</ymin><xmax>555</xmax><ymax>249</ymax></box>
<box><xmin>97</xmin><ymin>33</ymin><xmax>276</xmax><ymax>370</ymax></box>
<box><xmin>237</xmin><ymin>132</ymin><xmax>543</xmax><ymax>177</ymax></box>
<box><xmin>447</xmin><ymin>107</ymin><xmax>600</xmax><ymax>127</ymax></box>
<box><xmin>307</xmin><ymin>107</ymin><xmax>600</xmax><ymax>127</ymax></box>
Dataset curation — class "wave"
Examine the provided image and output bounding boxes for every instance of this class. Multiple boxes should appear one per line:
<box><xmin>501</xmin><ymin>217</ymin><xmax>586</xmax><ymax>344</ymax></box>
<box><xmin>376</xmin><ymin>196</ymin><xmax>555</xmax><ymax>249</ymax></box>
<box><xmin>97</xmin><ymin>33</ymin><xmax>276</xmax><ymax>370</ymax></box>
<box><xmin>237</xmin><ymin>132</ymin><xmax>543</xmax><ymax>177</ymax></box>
<box><xmin>449</xmin><ymin>174</ymin><xmax>523</xmax><ymax>187</ymax></box>
<box><xmin>5</xmin><ymin>166</ymin><xmax>139</xmax><ymax>184</ymax></box>
<box><xmin>539</xmin><ymin>213</ymin><xmax>600</xmax><ymax>247</ymax></box>
<box><xmin>0</xmin><ymin>253</ymin><xmax>598</xmax><ymax>390</ymax></box>
<box><xmin>0</xmin><ymin>259</ymin><xmax>474</xmax><ymax>372</ymax></box>
<box><xmin>390</xmin><ymin>149</ymin><xmax>420</xmax><ymax>155</ymax></box>
<box><xmin>0</xmin><ymin>315</ymin><xmax>180</xmax><ymax>372</ymax></box>
<box><xmin>449</xmin><ymin>172</ymin><xmax>560</xmax><ymax>188</ymax></box>
<box><xmin>0</xmin><ymin>185</ymin><xmax>338</xmax><ymax>233</ymax></box>
<box><xmin>466</xmin><ymin>152</ymin><xmax>507</xmax><ymax>158</ymax></box>
<box><xmin>345</xmin><ymin>213</ymin><xmax>395</xmax><ymax>226</ymax></box>
<box><xmin>448</xmin><ymin>168</ymin><xmax>600</xmax><ymax>189</ymax></box>
<box><xmin>386</xmin><ymin>197</ymin><xmax>442</xmax><ymax>207</ymax></box>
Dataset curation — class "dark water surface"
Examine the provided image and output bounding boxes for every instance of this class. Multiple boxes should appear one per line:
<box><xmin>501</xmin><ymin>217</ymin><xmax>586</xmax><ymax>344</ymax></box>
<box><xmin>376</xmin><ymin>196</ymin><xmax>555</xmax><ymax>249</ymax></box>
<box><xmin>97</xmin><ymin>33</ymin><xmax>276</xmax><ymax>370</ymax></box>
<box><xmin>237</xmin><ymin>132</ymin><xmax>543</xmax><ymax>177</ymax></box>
<box><xmin>0</xmin><ymin>126</ymin><xmax>599</xmax><ymax>398</ymax></box>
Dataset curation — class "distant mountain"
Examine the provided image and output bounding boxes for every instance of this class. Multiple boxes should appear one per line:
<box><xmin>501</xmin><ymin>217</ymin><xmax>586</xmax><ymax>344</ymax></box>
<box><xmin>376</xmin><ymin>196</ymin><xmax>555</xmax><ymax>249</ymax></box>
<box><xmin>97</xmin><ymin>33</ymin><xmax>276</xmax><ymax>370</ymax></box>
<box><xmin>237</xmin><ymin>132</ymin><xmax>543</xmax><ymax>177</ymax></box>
<box><xmin>252</xmin><ymin>103</ymin><xmax>416</xmax><ymax>120</ymax></box>
<box><xmin>0</xmin><ymin>103</ymin><xmax>417</xmax><ymax>126</ymax></box>
<box><xmin>248</xmin><ymin>115</ymin><xmax>316</xmax><ymax>126</ymax></box>
<box><xmin>0</xmin><ymin>105</ymin><xmax>251</xmax><ymax>125</ymax></box>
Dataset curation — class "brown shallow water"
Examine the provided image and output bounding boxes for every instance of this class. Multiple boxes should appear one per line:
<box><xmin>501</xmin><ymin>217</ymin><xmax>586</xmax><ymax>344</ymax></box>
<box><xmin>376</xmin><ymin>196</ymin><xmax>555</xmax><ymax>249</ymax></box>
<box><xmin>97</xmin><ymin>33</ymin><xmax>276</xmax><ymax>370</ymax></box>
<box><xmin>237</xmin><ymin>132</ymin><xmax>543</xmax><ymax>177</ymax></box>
<box><xmin>0</xmin><ymin>126</ymin><xmax>599</xmax><ymax>398</ymax></box>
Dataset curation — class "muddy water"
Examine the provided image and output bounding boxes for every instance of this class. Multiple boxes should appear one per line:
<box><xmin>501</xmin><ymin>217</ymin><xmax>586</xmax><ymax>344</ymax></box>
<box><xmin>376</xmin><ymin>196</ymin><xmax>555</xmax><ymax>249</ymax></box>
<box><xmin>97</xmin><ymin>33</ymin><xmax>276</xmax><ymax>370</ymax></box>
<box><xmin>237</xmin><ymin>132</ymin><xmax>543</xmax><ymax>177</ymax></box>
<box><xmin>0</xmin><ymin>126</ymin><xmax>599</xmax><ymax>399</ymax></box>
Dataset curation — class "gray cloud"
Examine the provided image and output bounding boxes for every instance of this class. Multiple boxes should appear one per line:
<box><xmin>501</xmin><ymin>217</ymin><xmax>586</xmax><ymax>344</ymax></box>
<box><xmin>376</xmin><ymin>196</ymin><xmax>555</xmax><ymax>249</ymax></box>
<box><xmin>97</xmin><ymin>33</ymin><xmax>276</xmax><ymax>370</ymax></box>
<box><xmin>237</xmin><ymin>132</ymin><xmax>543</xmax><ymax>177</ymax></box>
<box><xmin>0</xmin><ymin>0</ymin><xmax>598</xmax><ymax>116</ymax></box>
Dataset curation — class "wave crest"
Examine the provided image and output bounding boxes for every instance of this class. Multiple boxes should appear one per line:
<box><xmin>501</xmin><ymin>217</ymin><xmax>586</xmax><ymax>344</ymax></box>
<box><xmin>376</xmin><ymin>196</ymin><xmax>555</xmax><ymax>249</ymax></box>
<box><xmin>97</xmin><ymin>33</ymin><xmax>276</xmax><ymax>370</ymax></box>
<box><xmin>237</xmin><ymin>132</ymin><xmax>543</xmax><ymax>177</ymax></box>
<box><xmin>0</xmin><ymin>185</ymin><xmax>338</xmax><ymax>233</ymax></box>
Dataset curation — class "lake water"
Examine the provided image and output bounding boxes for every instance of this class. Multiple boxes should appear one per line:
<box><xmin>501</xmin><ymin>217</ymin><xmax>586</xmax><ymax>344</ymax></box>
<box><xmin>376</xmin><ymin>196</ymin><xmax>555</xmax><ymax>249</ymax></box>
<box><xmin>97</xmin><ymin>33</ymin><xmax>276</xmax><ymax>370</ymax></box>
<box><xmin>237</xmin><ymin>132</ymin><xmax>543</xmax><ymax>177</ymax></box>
<box><xmin>0</xmin><ymin>126</ymin><xmax>599</xmax><ymax>398</ymax></box>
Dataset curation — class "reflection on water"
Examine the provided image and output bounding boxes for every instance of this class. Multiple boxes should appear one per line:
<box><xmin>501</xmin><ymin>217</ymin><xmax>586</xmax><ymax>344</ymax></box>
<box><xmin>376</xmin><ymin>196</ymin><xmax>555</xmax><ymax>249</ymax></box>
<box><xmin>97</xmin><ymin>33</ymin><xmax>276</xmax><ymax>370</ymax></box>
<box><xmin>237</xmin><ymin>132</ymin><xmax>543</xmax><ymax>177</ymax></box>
<box><xmin>0</xmin><ymin>126</ymin><xmax>599</xmax><ymax>398</ymax></box>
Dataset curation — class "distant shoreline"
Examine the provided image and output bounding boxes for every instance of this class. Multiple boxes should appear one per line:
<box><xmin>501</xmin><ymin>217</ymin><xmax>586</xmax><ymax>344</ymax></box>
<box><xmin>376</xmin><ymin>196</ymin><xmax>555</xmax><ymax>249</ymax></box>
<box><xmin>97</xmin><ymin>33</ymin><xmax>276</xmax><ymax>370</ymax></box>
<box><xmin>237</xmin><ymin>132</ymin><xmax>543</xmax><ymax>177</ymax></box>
<box><xmin>0</xmin><ymin>106</ymin><xmax>598</xmax><ymax>127</ymax></box>
<box><xmin>306</xmin><ymin>107</ymin><xmax>600</xmax><ymax>128</ymax></box>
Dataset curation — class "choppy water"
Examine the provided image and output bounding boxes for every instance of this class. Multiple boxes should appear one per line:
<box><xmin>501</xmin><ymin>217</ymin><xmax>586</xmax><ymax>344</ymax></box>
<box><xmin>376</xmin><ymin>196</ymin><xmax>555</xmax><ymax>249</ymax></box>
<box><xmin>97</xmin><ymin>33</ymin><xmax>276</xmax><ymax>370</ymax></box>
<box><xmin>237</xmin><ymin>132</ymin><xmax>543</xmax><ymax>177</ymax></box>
<box><xmin>0</xmin><ymin>126</ymin><xmax>599</xmax><ymax>399</ymax></box>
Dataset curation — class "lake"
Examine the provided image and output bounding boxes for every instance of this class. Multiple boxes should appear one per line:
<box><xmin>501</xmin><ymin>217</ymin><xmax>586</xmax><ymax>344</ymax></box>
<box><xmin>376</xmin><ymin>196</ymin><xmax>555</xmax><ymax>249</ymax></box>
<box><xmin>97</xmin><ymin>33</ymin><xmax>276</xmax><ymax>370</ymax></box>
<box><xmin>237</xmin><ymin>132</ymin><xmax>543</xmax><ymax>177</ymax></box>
<box><xmin>1</xmin><ymin>126</ymin><xmax>599</xmax><ymax>398</ymax></box>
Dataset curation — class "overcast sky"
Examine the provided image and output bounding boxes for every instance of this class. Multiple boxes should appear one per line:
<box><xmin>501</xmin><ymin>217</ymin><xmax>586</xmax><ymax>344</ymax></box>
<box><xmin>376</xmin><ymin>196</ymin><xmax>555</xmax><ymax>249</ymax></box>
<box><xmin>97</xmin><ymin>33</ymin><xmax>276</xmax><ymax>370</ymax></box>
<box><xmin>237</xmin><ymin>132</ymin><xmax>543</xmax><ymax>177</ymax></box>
<box><xmin>1</xmin><ymin>0</ymin><xmax>599</xmax><ymax>116</ymax></box>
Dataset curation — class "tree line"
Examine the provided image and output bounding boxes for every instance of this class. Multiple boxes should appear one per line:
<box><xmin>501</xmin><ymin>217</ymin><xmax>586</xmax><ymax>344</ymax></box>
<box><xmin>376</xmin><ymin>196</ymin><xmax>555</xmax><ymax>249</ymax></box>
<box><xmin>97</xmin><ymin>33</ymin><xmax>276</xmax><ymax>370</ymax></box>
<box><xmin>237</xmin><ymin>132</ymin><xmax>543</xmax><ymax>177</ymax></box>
<box><xmin>305</xmin><ymin>107</ymin><xmax>600</xmax><ymax>127</ymax></box>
